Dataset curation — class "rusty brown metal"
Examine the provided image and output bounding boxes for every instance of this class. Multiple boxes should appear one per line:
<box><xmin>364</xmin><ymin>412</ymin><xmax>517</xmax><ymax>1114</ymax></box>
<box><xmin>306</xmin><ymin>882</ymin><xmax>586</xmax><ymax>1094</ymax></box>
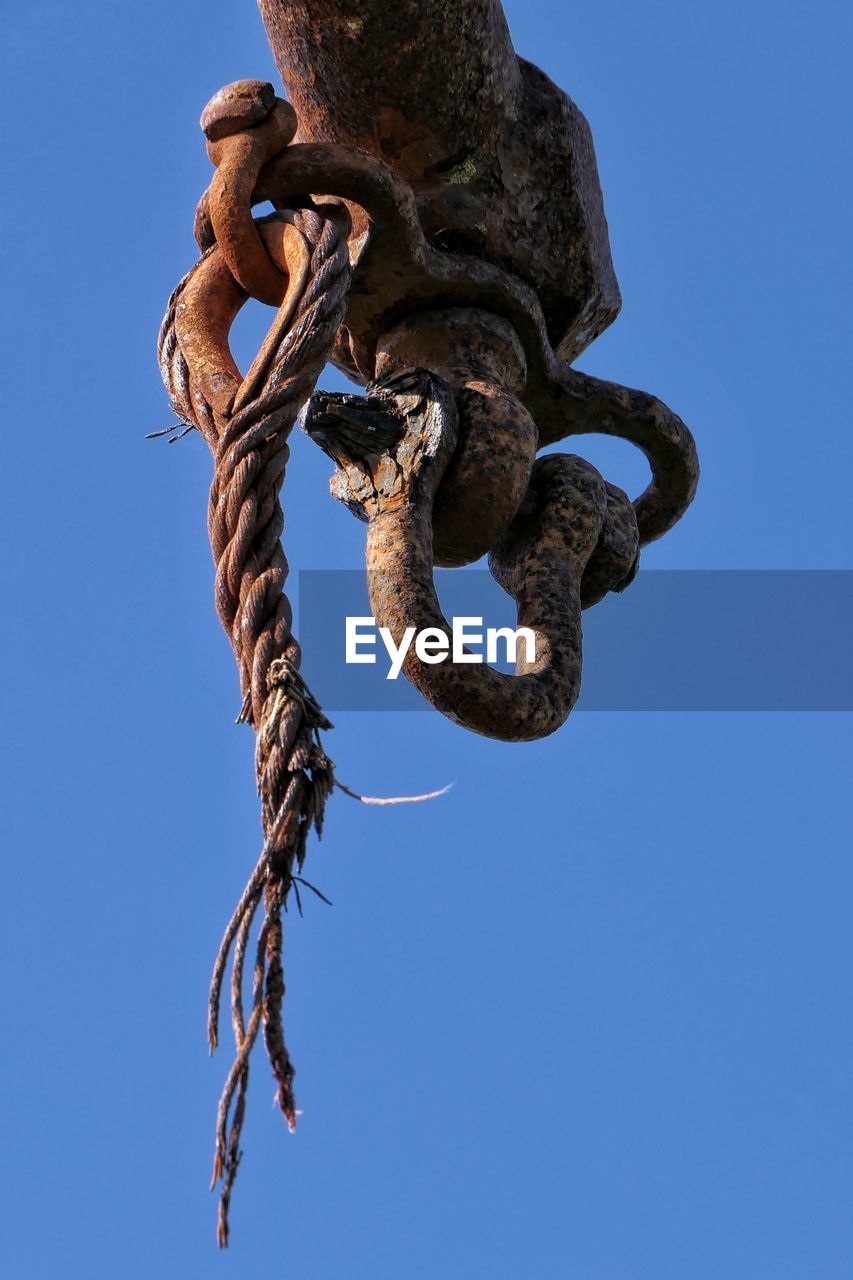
<box><xmin>159</xmin><ymin>0</ymin><xmax>700</xmax><ymax>1244</ymax></box>
<box><xmin>305</xmin><ymin>367</ymin><xmax>638</xmax><ymax>739</ymax></box>
<box><xmin>257</xmin><ymin>0</ymin><xmax>620</xmax><ymax>360</ymax></box>
<box><xmin>194</xmin><ymin>135</ymin><xmax>697</xmax><ymax>543</ymax></box>
<box><xmin>203</xmin><ymin>88</ymin><xmax>298</xmax><ymax>305</ymax></box>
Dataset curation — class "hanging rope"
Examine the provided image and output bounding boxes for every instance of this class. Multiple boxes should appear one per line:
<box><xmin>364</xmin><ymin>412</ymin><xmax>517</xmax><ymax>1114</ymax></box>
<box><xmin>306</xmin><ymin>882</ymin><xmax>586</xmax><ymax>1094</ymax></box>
<box><xmin>159</xmin><ymin>203</ymin><xmax>350</xmax><ymax>1244</ymax></box>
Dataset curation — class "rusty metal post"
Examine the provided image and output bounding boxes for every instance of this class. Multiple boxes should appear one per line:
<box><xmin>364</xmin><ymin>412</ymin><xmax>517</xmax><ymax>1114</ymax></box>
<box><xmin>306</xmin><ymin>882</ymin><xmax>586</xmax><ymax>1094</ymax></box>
<box><xmin>258</xmin><ymin>0</ymin><xmax>621</xmax><ymax>360</ymax></box>
<box><xmin>259</xmin><ymin>0</ymin><xmax>522</xmax><ymax>175</ymax></box>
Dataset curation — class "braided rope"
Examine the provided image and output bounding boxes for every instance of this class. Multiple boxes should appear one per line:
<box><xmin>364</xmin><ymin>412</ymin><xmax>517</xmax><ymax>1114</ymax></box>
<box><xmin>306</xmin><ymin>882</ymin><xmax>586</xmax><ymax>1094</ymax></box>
<box><xmin>158</xmin><ymin>206</ymin><xmax>350</xmax><ymax>1245</ymax></box>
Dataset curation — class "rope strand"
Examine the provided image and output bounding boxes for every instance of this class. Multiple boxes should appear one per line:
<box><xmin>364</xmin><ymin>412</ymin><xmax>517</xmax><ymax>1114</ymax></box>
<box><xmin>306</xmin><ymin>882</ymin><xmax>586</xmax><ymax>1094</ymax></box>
<box><xmin>159</xmin><ymin>206</ymin><xmax>350</xmax><ymax>1244</ymax></box>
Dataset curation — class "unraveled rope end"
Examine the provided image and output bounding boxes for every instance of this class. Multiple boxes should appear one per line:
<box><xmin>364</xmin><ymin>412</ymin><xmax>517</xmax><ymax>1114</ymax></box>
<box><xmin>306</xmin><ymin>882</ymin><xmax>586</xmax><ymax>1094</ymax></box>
<box><xmin>281</xmin><ymin>1097</ymin><xmax>298</xmax><ymax>1133</ymax></box>
<box><xmin>335</xmin><ymin>779</ymin><xmax>454</xmax><ymax>806</ymax></box>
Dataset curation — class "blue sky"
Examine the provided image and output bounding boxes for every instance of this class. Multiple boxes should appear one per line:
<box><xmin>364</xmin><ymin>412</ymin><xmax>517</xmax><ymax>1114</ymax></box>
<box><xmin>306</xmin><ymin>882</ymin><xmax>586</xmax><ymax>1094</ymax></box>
<box><xmin>1</xmin><ymin>2</ymin><xmax>851</xmax><ymax>1276</ymax></box>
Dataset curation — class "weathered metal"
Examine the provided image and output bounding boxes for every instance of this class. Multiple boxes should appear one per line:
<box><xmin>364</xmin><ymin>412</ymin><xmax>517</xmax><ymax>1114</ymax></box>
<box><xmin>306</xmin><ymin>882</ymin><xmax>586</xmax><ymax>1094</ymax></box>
<box><xmin>257</xmin><ymin>0</ymin><xmax>621</xmax><ymax>360</ymax></box>
<box><xmin>160</xmin><ymin>0</ymin><xmax>699</xmax><ymax>1244</ymax></box>
<box><xmin>194</xmin><ymin>121</ymin><xmax>697</xmax><ymax>545</ymax></box>
<box><xmin>306</xmin><ymin>367</ymin><xmax>638</xmax><ymax>739</ymax></box>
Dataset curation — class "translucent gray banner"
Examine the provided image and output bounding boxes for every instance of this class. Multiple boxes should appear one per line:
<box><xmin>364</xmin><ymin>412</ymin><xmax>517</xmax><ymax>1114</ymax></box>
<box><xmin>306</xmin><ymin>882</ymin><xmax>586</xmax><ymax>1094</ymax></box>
<box><xmin>297</xmin><ymin>570</ymin><xmax>853</xmax><ymax>711</ymax></box>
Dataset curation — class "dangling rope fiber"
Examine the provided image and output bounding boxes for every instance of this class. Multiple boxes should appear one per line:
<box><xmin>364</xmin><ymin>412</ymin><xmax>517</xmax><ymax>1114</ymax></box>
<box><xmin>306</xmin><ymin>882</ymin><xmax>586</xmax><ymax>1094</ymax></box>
<box><xmin>159</xmin><ymin>206</ymin><xmax>349</xmax><ymax>1245</ymax></box>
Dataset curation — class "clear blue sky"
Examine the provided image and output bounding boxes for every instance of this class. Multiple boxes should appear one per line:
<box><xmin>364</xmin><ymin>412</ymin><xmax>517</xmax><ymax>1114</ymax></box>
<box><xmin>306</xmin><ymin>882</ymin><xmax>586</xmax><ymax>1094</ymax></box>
<box><xmin>1</xmin><ymin>2</ymin><xmax>851</xmax><ymax>1276</ymax></box>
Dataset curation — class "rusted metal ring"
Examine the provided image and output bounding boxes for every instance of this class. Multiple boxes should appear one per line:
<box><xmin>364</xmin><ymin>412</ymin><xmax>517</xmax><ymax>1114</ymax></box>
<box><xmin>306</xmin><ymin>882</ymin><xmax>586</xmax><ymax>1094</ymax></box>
<box><xmin>204</xmin><ymin>96</ymin><xmax>299</xmax><ymax>307</ymax></box>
